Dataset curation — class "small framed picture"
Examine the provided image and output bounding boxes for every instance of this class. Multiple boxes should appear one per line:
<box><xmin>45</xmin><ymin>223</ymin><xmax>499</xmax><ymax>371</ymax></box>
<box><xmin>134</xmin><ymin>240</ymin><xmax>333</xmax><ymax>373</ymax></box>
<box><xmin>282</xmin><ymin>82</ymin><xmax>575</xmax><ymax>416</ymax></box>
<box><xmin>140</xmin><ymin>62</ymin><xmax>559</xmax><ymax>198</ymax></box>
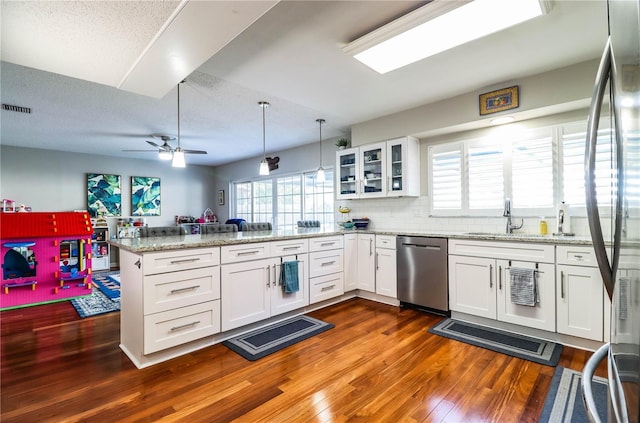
<box><xmin>218</xmin><ymin>189</ymin><xmax>225</xmax><ymax>206</ymax></box>
<box><xmin>479</xmin><ymin>85</ymin><xmax>519</xmax><ymax>115</ymax></box>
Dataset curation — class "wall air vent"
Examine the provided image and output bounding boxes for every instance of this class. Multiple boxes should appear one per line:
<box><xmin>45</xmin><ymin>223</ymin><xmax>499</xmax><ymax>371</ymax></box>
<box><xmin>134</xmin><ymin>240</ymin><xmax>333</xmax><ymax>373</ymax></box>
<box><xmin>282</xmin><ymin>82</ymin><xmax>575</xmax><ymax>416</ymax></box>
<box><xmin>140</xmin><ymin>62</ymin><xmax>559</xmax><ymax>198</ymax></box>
<box><xmin>2</xmin><ymin>103</ymin><xmax>31</xmax><ymax>114</ymax></box>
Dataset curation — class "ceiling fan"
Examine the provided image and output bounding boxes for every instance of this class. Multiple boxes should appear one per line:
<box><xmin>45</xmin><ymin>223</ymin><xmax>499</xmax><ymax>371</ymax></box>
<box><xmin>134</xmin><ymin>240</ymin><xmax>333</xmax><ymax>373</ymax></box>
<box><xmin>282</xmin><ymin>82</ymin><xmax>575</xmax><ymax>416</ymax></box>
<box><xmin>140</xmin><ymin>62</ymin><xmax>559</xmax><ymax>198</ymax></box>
<box><xmin>123</xmin><ymin>81</ymin><xmax>207</xmax><ymax>166</ymax></box>
<box><xmin>124</xmin><ymin>134</ymin><xmax>207</xmax><ymax>161</ymax></box>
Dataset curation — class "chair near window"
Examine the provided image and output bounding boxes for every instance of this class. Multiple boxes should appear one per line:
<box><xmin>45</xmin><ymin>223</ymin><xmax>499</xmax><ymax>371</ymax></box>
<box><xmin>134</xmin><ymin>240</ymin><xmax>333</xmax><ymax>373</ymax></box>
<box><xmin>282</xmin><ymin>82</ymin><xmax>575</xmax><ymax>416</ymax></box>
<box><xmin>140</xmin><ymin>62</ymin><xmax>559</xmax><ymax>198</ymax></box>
<box><xmin>138</xmin><ymin>226</ymin><xmax>187</xmax><ymax>237</ymax></box>
<box><xmin>241</xmin><ymin>222</ymin><xmax>272</xmax><ymax>231</ymax></box>
<box><xmin>200</xmin><ymin>224</ymin><xmax>238</xmax><ymax>234</ymax></box>
<box><xmin>297</xmin><ymin>220</ymin><xmax>320</xmax><ymax>228</ymax></box>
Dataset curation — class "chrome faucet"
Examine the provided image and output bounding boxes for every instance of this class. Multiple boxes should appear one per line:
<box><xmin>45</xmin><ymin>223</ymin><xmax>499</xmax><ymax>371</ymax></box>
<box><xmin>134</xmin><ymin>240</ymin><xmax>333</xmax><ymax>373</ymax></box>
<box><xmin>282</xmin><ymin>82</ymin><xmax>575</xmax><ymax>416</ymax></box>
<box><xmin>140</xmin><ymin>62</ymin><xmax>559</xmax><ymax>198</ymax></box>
<box><xmin>503</xmin><ymin>198</ymin><xmax>523</xmax><ymax>234</ymax></box>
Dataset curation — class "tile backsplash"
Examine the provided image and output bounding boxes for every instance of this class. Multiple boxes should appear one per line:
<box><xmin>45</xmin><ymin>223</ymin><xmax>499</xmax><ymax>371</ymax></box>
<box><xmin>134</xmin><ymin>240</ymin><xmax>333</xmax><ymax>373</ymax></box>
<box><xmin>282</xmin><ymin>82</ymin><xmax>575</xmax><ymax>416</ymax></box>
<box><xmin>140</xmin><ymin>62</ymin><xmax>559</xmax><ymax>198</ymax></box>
<box><xmin>336</xmin><ymin>197</ymin><xmax>633</xmax><ymax>240</ymax></box>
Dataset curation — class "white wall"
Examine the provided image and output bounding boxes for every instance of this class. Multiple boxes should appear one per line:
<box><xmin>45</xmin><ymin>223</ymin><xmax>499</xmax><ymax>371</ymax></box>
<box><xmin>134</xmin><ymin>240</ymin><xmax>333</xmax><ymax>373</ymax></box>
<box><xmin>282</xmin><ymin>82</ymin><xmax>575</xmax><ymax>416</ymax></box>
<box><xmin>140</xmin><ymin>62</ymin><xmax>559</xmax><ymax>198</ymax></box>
<box><xmin>0</xmin><ymin>145</ymin><xmax>218</xmax><ymax>228</ymax></box>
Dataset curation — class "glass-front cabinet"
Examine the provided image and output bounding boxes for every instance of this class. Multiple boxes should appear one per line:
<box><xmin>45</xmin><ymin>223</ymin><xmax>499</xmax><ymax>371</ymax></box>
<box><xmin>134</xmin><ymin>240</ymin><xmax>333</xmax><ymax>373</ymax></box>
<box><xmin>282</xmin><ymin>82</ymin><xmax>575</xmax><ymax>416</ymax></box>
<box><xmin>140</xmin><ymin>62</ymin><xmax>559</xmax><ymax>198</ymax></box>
<box><xmin>336</xmin><ymin>137</ymin><xmax>419</xmax><ymax>200</ymax></box>
<box><xmin>386</xmin><ymin>136</ymin><xmax>420</xmax><ymax>197</ymax></box>
<box><xmin>360</xmin><ymin>142</ymin><xmax>387</xmax><ymax>198</ymax></box>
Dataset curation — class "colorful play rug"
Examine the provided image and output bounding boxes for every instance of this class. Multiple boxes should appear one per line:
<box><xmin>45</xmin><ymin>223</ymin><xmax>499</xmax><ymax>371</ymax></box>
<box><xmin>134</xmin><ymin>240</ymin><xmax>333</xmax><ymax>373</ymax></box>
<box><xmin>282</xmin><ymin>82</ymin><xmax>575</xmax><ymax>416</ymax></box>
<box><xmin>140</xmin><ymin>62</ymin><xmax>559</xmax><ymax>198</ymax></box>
<box><xmin>70</xmin><ymin>273</ymin><xmax>120</xmax><ymax>318</ymax></box>
<box><xmin>1</xmin><ymin>273</ymin><xmax>92</xmax><ymax>311</ymax></box>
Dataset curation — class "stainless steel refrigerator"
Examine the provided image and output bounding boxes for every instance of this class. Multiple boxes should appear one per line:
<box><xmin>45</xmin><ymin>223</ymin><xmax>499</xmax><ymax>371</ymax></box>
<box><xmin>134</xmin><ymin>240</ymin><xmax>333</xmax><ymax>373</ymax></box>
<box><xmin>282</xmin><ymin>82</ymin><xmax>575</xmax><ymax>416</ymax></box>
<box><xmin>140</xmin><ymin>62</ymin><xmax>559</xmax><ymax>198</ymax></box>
<box><xmin>581</xmin><ymin>0</ymin><xmax>640</xmax><ymax>422</ymax></box>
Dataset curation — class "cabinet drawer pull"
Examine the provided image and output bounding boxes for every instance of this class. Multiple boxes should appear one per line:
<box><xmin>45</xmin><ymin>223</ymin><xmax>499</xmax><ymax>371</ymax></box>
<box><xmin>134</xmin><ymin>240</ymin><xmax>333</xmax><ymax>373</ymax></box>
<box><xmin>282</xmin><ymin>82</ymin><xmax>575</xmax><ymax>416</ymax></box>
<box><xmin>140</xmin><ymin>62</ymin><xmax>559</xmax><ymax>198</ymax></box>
<box><xmin>561</xmin><ymin>271</ymin><xmax>565</xmax><ymax>299</ymax></box>
<box><xmin>321</xmin><ymin>260</ymin><xmax>336</xmax><ymax>266</ymax></box>
<box><xmin>489</xmin><ymin>264</ymin><xmax>493</xmax><ymax>288</ymax></box>
<box><xmin>170</xmin><ymin>321</ymin><xmax>200</xmax><ymax>332</ymax></box>
<box><xmin>237</xmin><ymin>250</ymin><xmax>260</xmax><ymax>256</ymax></box>
<box><xmin>321</xmin><ymin>285</ymin><xmax>335</xmax><ymax>292</ymax></box>
<box><xmin>170</xmin><ymin>257</ymin><xmax>201</xmax><ymax>264</ymax></box>
<box><xmin>320</xmin><ymin>242</ymin><xmax>335</xmax><ymax>246</ymax></box>
<box><xmin>170</xmin><ymin>285</ymin><xmax>201</xmax><ymax>294</ymax></box>
<box><xmin>282</xmin><ymin>246</ymin><xmax>300</xmax><ymax>250</ymax></box>
<box><xmin>573</xmin><ymin>254</ymin><xmax>584</xmax><ymax>260</ymax></box>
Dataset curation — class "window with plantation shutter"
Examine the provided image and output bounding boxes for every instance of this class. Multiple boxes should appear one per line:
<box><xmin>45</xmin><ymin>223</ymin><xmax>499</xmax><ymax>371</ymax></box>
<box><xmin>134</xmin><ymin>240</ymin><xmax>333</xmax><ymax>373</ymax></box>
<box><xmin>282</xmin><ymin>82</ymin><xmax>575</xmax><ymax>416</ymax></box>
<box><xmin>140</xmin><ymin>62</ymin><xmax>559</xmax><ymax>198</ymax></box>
<box><xmin>468</xmin><ymin>142</ymin><xmax>504</xmax><ymax>210</ymax></box>
<box><xmin>429</xmin><ymin>144</ymin><xmax>462</xmax><ymax>211</ymax></box>
<box><xmin>511</xmin><ymin>131</ymin><xmax>555</xmax><ymax>210</ymax></box>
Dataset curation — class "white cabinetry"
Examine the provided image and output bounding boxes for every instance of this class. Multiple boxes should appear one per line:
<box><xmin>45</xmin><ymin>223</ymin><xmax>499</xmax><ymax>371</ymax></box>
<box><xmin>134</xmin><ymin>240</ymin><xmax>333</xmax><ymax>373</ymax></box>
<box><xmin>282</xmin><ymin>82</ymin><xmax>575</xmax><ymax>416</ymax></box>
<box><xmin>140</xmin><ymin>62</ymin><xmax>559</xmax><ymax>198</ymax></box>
<box><xmin>343</xmin><ymin>234</ymin><xmax>358</xmax><ymax>291</ymax></box>
<box><xmin>220</xmin><ymin>240</ymin><xmax>309</xmax><ymax>331</ymax></box>
<box><xmin>375</xmin><ymin>235</ymin><xmax>397</xmax><ymax>298</ymax></box>
<box><xmin>556</xmin><ymin>245</ymin><xmax>605</xmax><ymax>341</ymax></box>
<box><xmin>309</xmin><ymin>236</ymin><xmax>344</xmax><ymax>304</ymax></box>
<box><xmin>91</xmin><ymin>225</ymin><xmax>110</xmax><ymax>271</ymax></box>
<box><xmin>336</xmin><ymin>137</ymin><xmax>419</xmax><ymax>199</ymax></box>
<box><xmin>357</xmin><ymin>234</ymin><xmax>376</xmax><ymax>292</ymax></box>
<box><xmin>448</xmin><ymin>239</ymin><xmax>556</xmax><ymax>332</ymax></box>
<box><xmin>120</xmin><ymin>247</ymin><xmax>221</xmax><ymax>358</ymax></box>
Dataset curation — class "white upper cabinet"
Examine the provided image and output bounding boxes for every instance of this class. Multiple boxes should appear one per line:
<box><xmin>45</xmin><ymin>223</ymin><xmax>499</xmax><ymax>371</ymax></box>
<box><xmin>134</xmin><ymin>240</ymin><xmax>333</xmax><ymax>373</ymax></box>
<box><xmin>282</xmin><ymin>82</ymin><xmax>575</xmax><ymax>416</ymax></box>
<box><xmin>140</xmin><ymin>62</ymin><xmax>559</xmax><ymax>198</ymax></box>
<box><xmin>336</xmin><ymin>137</ymin><xmax>419</xmax><ymax>199</ymax></box>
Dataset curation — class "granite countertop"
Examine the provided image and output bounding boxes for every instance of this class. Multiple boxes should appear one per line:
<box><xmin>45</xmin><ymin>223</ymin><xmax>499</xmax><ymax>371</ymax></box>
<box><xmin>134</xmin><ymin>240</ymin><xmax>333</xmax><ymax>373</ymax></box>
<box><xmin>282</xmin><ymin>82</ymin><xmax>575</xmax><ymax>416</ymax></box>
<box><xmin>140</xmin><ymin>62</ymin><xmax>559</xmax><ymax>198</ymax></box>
<box><xmin>108</xmin><ymin>226</ymin><xmax>594</xmax><ymax>253</ymax></box>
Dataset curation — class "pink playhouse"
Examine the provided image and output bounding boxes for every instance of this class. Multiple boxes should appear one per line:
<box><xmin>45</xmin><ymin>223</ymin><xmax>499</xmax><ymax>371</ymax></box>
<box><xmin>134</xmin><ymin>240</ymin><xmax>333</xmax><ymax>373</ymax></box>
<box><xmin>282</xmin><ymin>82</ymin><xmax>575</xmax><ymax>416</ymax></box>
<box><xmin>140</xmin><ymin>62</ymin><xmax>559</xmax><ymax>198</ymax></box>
<box><xmin>1</xmin><ymin>212</ymin><xmax>94</xmax><ymax>310</ymax></box>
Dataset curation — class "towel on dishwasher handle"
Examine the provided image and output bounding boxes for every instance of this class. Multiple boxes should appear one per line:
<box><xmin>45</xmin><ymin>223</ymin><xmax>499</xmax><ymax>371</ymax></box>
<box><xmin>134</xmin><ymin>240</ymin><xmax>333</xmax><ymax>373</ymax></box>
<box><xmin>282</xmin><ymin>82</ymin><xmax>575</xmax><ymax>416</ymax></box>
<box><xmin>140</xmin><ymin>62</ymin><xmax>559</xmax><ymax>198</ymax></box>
<box><xmin>510</xmin><ymin>267</ymin><xmax>537</xmax><ymax>306</ymax></box>
<box><xmin>280</xmin><ymin>261</ymin><xmax>299</xmax><ymax>293</ymax></box>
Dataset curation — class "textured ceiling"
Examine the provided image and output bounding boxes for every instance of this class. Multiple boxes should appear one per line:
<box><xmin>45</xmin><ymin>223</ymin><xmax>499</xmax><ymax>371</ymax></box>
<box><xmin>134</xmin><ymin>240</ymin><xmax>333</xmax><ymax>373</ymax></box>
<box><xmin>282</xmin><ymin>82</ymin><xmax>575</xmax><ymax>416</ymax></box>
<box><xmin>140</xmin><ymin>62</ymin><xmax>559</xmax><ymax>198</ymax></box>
<box><xmin>0</xmin><ymin>1</ymin><xmax>609</xmax><ymax>167</ymax></box>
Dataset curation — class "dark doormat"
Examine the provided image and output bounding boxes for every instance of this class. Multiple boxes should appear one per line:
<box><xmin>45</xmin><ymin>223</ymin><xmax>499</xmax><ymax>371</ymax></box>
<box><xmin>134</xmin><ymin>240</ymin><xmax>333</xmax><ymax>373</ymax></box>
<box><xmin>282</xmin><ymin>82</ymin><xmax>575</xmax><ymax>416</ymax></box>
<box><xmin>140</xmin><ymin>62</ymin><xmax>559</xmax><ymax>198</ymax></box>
<box><xmin>539</xmin><ymin>366</ymin><xmax>608</xmax><ymax>422</ymax></box>
<box><xmin>223</xmin><ymin>315</ymin><xmax>334</xmax><ymax>361</ymax></box>
<box><xmin>428</xmin><ymin>318</ymin><xmax>563</xmax><ymax>366</ymax></box>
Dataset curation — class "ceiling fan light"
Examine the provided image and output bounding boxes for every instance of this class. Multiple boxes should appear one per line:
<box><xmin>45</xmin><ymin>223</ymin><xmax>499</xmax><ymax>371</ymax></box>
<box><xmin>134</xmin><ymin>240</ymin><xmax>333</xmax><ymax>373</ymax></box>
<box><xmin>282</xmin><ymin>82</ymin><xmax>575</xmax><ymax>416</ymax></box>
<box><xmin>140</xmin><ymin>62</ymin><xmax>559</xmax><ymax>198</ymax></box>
<box><xmin>259</xmin><ymin>159</ymin><xmax>270</xmax><ymax>176</ymax></box>
<box><xmin>158</xmin><ymin>149</ymin><xmax>173</xmax><ymax>160</ymax></box>
<box><xmin>172</xmin><ymin>148</ymin><xmax>186</xmax><ymax>168</ymax></box>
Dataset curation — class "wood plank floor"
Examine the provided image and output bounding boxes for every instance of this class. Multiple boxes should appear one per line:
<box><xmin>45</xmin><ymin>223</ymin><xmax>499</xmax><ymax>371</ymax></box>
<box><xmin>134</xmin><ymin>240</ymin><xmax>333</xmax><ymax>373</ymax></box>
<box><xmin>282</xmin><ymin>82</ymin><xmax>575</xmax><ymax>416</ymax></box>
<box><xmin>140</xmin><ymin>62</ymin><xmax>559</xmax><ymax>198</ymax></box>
<box><xmin>1</xmin><ymin>298</ymin><xmax>607</xmax><ymax>422</ymax></box>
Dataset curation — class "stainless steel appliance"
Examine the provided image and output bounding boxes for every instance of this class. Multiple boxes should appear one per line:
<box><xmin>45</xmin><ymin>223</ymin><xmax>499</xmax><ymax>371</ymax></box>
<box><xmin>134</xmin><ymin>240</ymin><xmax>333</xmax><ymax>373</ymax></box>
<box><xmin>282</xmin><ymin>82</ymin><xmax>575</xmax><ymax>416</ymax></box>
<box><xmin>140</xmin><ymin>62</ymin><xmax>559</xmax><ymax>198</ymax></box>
<box><xmin>397</xmin><ymin>236</ymin><xmax>448</xmax><ymax>314</ymax></box>
<box><xmin>581</xmin><ymin>1</ymin><xmax>640</xmax><ymax>422</ymax></box>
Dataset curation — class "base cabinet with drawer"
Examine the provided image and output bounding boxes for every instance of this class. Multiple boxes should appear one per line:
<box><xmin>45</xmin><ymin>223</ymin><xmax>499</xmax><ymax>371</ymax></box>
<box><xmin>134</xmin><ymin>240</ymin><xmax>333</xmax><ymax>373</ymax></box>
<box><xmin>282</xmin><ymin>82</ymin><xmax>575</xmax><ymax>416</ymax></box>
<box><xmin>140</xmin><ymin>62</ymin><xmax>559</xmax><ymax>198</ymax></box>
<box><xmin>309</xmin><ymin>236</ymin><xmax>344</xmax><ymax>304</ymax></box>
<box><xmin>220</xmin><ymin>239</ymin><xmax>309</xmax><ymax>331</ymax></box>
<box><xmin>448</xmin><ymin>239</ymin><xmax>556</xmax><ymax>332</ymax></box>
<box><xmin>375</xmin><ymin>235</ymin><xmax>397</xmax><ymax>298</ymax></box>
<box><xmin>119</xmin><ymin>247</ymin><xmax>221</xmax><ymax>361</ymax></box>
<box><xmin>556</xmin><ymin>245</ymin><xmax>606</xmax><ymax>341</ymax></box>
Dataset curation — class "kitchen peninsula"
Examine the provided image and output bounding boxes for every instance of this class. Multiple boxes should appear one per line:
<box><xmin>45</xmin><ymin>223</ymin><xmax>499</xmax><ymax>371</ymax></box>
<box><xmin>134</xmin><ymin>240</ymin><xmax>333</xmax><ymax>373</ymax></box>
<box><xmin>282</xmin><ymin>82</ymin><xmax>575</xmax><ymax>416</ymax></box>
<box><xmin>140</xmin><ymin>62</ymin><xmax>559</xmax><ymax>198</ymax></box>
<box><xmin>110</xmin><ymin>228</ymin><xmax>601</xmax><ymax>369</ymax></box>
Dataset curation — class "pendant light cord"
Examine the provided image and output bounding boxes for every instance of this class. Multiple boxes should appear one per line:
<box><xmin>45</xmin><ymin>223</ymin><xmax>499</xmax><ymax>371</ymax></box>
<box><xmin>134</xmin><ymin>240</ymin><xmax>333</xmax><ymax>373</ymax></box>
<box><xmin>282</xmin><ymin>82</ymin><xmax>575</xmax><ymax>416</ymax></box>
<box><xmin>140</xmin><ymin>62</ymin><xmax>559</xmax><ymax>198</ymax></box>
<box><xmin>317</xmin><ymin>118</ymin><xmax>325</xmax><ymax>168</ymax></box>
<box><xmin>177</xmin><ymin>83</ymin><xmax>181</xmax><ymax>148</ymax></box>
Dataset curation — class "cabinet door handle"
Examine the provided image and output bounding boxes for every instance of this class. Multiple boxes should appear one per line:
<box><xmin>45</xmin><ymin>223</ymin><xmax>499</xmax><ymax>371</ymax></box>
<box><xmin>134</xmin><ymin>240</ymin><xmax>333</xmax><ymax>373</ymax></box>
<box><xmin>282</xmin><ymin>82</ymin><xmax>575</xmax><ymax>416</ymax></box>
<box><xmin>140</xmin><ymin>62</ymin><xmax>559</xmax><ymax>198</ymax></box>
<box><xmin>170</xmin><ymin>321</ymin><xmax>200</xmax><ymax>332</ymax></box>
<box><xmin>266</xmin><ymin>265</ymin><xmax>271</xmax><ymax>287</ymax></box>
<box><xmin>273</xmin><ymin>264</ymin><xmax>277</xmax><ymax>286</ymax></box>
<box><xmin>170</xmin><ymin>285</ymin><xmax>200</xmax><ymax>294</ymax></box>
<box><xmin>561</xmin><ymin>271</ymin><xmax>565</xmax><ymax>299</ymax></box>
<box><xmin>376</xmin><ymin>252</ymin><xmax>379</xmax><ymax>270</ymax></box>
<box><xmin>134</xmin><ymin>259</ymin><xmax>141</xmax><ymax>269</ymax></box>
<box><xmin>489</xmin><ymin>264</ymin><xmax>493</xmax><ymax>288</ymax></box>
<box><xmin>369</xmin><ymin>238</ymin><xmax>373</xmax><ymax>255</ymax></box>
<box><xmin>499</xmin><ymin>265</ymin><xmax>502</xmax><ymax>290</ymax></box>
<box><xmin>170</xmin><ymin>258</ymin><xmax>200</xmax><ymax>264</ymax></box>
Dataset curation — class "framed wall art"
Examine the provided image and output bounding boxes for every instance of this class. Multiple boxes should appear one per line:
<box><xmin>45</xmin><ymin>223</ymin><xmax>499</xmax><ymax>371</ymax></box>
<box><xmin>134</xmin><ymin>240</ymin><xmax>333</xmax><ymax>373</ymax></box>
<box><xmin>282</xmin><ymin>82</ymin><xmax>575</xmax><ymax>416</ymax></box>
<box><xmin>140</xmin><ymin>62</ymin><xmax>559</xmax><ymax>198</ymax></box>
<box><xmin>218</xmin><ymin>189</ymin><xmax>225</xmax><ymax>206</ymax></box>
<box><xmin>479</xmin><ymin>85</ymin><xmax>519</xmax><ymax>115</ymax></box>
<box><xmin>87</xmin><ymin>173</ymin><xmax>121</xmax><ymax>217</ymax></box>
<box><xmin>131</xmin><ymin>176</ymin><xmax>161</xmax><ymax>216</ymax></box>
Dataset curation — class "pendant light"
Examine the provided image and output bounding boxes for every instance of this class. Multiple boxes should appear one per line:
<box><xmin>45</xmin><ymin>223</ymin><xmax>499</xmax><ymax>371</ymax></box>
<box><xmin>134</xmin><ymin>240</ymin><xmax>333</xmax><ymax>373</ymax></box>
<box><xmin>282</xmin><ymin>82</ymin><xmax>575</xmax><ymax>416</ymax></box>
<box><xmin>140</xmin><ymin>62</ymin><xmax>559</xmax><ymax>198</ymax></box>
<box><xmin>172</xmin><ymin>82</ymin><xmax>186</xmax><ymax>168</ymax></box>
<box><xmin>316</xmin><ymin>118</ymin><xmax>325</xmax><ymax>182</ymax></box>
<box><xmin>258</xmin><ymin>101</ymin><xmax>270</xmax><ymax>176</ymax></box>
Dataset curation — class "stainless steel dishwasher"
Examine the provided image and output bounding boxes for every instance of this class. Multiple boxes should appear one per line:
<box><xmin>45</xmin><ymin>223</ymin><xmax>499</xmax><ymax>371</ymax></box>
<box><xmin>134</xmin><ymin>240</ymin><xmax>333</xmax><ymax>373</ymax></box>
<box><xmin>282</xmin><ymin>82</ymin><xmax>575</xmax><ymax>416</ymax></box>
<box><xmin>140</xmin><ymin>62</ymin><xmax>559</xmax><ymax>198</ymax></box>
<box><xmin>397</xmin><ymin>236</ymin><xmax>448</xmax><ymax>314</ymax></box>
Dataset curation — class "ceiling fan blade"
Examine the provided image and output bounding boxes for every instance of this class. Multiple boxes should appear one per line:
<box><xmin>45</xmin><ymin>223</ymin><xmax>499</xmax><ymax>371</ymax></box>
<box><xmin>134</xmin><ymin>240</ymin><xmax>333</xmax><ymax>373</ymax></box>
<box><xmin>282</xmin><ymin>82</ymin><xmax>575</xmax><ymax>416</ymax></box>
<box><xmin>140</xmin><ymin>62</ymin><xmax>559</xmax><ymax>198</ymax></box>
<box><xmin>184</xmin><ymin>149</ymin><xmax>208</xmax><ymax>155</ymax></box>
<box><xmin>123</xmin><ymin>149</ymin><xmax>158</xmax><ymax>153</ymax></box>
<box><xmin>145</xmin><ymin>140</ymin><xmax>163</xmax><ymax>148</ymax></box>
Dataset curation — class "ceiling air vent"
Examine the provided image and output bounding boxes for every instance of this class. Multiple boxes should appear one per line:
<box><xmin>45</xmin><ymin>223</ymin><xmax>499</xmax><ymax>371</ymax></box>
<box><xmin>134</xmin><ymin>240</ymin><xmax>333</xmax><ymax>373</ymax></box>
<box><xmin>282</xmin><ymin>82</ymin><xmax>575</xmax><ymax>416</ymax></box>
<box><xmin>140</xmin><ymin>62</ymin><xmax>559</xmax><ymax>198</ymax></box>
<box><xmin>2</xmin><ymin>103</ymin><xmax>31</xmax><ymax>114</ymax></box>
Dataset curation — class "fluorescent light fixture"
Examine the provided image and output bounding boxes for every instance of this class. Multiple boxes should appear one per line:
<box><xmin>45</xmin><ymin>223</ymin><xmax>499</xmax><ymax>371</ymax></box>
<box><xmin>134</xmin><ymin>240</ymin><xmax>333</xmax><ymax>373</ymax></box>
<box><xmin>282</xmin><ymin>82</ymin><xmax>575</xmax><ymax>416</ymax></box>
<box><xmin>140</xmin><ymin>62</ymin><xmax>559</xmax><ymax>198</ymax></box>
<box><xmin>172</xmin><ymin>148</ymin><xmax>186</xmax><ymax>168</ymax></box>
<box><xmin>491</xmin><ymin>116</ymin><xmax>515</xmax><ymax>125</ymax></box>
<box><xmin>158</xmin><ymin>149</ymin><xmax>173</xmax><ymax>160</ymax></box>
<box><xmin>345</xmin><ymin>0</ymin><xmax>549</xmax><ymax>74</ymax></box>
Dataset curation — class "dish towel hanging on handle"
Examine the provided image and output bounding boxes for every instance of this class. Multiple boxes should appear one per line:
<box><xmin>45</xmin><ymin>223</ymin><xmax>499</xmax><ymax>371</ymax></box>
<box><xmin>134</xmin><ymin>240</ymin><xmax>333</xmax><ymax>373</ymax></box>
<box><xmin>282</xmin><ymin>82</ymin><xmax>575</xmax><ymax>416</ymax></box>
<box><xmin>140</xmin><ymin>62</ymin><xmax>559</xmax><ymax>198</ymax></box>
<box><xmin>280</xmin><ymin>261</ymin><xmax>299</xmax><ymax>293</ymax></box>
<box><xmin>510</xmin><ymin>267</ymin><xmax>537</xmax><ymax>306</ymax></box>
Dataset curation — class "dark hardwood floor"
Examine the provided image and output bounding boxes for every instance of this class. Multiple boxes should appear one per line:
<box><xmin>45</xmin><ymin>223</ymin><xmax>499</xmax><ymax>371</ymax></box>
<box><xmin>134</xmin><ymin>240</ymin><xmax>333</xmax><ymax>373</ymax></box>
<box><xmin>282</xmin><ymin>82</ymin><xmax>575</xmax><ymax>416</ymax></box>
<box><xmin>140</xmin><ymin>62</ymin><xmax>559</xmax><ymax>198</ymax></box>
<box><xmin>1</xmin><ymin>298</ymin><xmax>606</xmax><ymax>422</ymax></box>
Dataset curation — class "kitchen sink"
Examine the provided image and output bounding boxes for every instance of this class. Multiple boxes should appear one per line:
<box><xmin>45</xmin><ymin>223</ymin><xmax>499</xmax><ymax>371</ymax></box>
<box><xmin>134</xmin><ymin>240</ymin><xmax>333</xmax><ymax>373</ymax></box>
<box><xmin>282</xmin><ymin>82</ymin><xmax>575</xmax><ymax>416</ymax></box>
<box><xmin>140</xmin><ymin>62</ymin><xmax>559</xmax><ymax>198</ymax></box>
<box><xmin>463</xmin><ymin>232</ymin><xmax>546</xmax><ymax>237</ymax></box>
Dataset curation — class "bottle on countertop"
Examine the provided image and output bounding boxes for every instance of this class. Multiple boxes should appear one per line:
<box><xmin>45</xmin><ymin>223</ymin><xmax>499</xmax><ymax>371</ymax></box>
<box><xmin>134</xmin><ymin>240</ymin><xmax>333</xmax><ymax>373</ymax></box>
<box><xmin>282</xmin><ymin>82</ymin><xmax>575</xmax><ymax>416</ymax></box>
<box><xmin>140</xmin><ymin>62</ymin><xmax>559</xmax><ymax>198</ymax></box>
<box><xmin>539</xmin><ymin>218</ymin><xmax>548</xmax><ymax>235</ymax></box>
